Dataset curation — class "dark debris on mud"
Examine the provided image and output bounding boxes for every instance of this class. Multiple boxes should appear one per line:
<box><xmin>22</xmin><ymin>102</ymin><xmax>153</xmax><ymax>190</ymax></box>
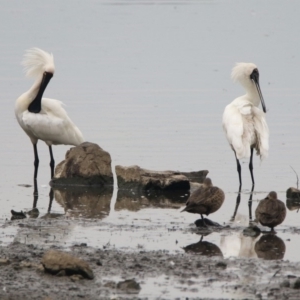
<box><xmin>0</xmin><ymin>242</ymin><xmax>299</xmax><ymax>299</ymax></box>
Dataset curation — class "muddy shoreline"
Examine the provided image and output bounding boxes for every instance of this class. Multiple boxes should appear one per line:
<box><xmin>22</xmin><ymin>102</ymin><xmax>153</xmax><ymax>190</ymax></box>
<box><xmin>1</xmin><ymin>218</ymin><xmax>300</xmax><ymax>300</ymax></box>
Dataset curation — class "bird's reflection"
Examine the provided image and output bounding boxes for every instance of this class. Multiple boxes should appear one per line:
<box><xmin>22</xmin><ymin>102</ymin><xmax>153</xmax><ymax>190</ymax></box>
<box><xmin>115</xmin><ymin>189</ymin><xmax>189</xmax><ymax>212</ymax></box>
<box><xmin>231</xmin><ymin>185</ymin><xmax>255</xmax><ymax>224</ymax></box>
<box><xmin>254</xmin><ymin>234</ymin><xmax>286</xmax><ymax>260</ymax></box>
<box><xmin>183</xmin><ymin>236</ymin><xmax>223</xmax><ymax>258</ymax></box>
<box><xmin>12</xmin><ymin>179</ymin><xmax>113</xmax><ymax>220</ymax></box>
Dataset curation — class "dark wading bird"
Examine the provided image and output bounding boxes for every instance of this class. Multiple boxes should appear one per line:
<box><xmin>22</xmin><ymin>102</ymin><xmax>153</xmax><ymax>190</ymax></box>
<box><xmin>181</xmin><ymin>178</ymin><xmax>225</xmax><ymax>226</ymax></box>
<box><xmin>222</xmin><ymin>63</ymin><xmax>269</xmax><ymax>190</ymax></box>
<box><xmin>15</xmin><ymin>48</ymin><xmax>84</xmax><ymax>179</ymax></box>
<box><xmin>255</xmin><ymin>191</ymin><xmax>286</xmax><ymax>233</ymax></box>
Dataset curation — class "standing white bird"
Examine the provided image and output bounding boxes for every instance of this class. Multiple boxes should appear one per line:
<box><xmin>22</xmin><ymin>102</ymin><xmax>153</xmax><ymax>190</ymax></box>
<box><xmin>222</xmin><ymin>63</ymin><xmax>269</xmax><ymax>189</ymax></box>
<box><xmin>15</xmin><ymin>48</ymin><xmax>84</xmax><ymax>179</ymax></box>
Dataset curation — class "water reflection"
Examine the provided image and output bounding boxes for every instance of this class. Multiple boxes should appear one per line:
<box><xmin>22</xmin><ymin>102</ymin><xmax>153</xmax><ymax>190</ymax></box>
<box><xmin>54</xmin><ymin>186</ymin><xmax>113</xmax><ymax>218</ymax></box>
<box><xmin>231</xmin><ymin>185</ymin><xmax>255</xmax><ymax>224</ymax></box>
<box><xmin>254</xmin><ymin>234</ymin><xmax>286</xmax><ymax>260</ymax></box>
<box><xmin>115</xmin><ymin>189</ymin><xmax>188</xmax><ymax>211</ymax></box>
<box><xmin>183</xmin><ymin>236</ymin><xmax>223</xmax><ymax>257</ymax></box>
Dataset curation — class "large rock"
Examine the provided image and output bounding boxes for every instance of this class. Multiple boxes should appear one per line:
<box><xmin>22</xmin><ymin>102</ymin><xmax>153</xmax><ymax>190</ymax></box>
<box><xmin>116</xmin><ymin>165</ymin><xmax>190</xmax><ymax>192</ymax></box>
<box><xmin>51</xmin><ymin>142</ymin><xmax>113</xmax><ymax>187</ymax></box>
<box><xmin>41</xmin><ymin>250</ymin><xmax>94</xmax><ymax>279</ymax></box>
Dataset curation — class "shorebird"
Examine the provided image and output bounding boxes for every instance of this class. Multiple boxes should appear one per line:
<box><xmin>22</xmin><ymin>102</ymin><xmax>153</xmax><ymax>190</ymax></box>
<box><xmin>181</xmin><ymin>178</ymin><xmax>225</xmax><ymax>225</ymax></box>
<box><xmin>255</xmin><ymin>191</ymin><xmax>286</xmax><ymax>232</ymax></box>
<box><xmin>15</xmin><ymin>48</ymin><xmax>84</xmax><ymax>179</ymax></box>
<box><xmin>222</xmin><ymin>63</ymin><xmax>269</xmax><ymax>189</ymax></box>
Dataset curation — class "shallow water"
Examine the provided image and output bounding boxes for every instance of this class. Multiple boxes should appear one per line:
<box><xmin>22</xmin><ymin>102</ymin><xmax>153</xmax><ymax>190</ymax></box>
<box><xmin>1</xmin><ymin>0</ymin><xmax>300</xmax><ymax>297</ymax></box>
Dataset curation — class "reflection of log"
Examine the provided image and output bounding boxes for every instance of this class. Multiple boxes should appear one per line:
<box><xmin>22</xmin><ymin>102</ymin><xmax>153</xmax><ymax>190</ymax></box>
<box><xmin>183</xmin><ymin>239</ymin><xmax>223</xmax><ymax>258</ymax></box>
<box><xmin>54</xmin><ymin>187</ymin><xmax>113</xmax><ymax>218</ymax></box>
<box><xmin>254</xmin><ymin>234</ymin><xmax>285</xmax><ymax>260</ymax></box>
<box><xmin>115</xmin><ymin>190</ymin><xmax>189</xmax><ymax>211</ymax></box>
<box><xmin>116</xmin><ymin>189</ymin><xmax>189</xmax><ymax>211</ymax></box>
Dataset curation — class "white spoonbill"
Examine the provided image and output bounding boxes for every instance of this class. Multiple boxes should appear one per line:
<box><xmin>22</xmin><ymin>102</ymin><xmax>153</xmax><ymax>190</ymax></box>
<box><xmin>222</xmin><ymin>63</ymin><xmax>269</xmax><ymax>189</ymax></box>
<box><xmin>15</xmin><ymin>48</ymin><xmax>84</xmax><ymax>179</ymax></box>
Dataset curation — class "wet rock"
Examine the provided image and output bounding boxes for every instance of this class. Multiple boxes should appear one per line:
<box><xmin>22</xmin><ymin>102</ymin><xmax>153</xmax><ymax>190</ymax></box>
<box><xmin>286</xmin><ymin>187</ymin><xmax>300</xmax><ymax>211</ymax></box>
<box><xmin>116</xmin><ymin>279</ymin><xmax>141</xmax><ymax>292</ymax></box>
<box><xmin>10</xmin><ymin>210</ymin><xmax>26</xmax><ymax>220</ymax></box>
<box><xmin>280</xmin><ymin>280</ymin><xmax>290</xmax><ymax>288</ymax></box>
<box><xmin>215</xmin><ymin>261</ymin><xmax>227</xmax><ymax>269</ymax></box>
<box><xmin>27</xmin><ymin>207</ymin><xmax>39</xmax><ymax>218</ymax></box>
<box><xmin>41</xmin><ymin>250</ymin><xmax>94</xmax><ymax>279</ymax></box>
<box><xmin>293</xmin><ymin>278</ymin><xmax>300</xmax><ymax>289</ymax></box>
<box><xmin>286</xmin><ymin>187</ymin><xmax>300</xmax><ymax>200</ymax></box>
<box><xmin>51</xmin><ymin>142</ymin><xmax>113</xmax><ymax>187</ymax></box>
<box><xmin>243</xmin><ymin>225</ymin><xmax>261</xmax><ymax>237</ymax></box>
<box><xmin>194</xmin><ymin>218</ymin><xmax>222</xmax><ymax>228</ymax></box>
<box><xmin>116</xmin><ymin>165</ymin><xmax>191</xmax><ymax>192</ymax></box>
<box><xmin>0</xmin><ymin>258</ymin><xmax>10</xmax><ymax>265</ymax></box>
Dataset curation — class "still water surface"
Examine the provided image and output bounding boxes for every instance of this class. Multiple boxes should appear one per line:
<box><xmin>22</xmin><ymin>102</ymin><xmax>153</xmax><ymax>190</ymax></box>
<box><xmin>0</xmin><ymin>0</ymin><xmax>300</xmax><ymax>295</ymax></box>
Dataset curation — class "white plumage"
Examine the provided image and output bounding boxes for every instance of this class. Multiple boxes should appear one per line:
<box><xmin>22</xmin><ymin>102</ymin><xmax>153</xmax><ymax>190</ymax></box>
<box><xmin>222</xmin><ymin>63</ymin><xmax>269</xmax><ymax>188</ymax></box>
<box><xmin>15</xmin><ymin>48</ymin><xmax>84</xmax><ymax>179</ymax></box>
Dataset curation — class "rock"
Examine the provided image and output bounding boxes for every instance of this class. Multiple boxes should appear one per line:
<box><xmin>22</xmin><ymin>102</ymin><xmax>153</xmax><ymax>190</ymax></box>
<box><xmin>293</xmin><ymin>278</ymin><xmax>300</xmax><ymax>289</ymax></box>
<box><xmin>116</xmin><ymin>279</ymin><xmax>141</xmax><ymax>292</ymax></box>
<box><xmin>280</xmin><ymin>280</ymin><xmax>290</xmax><ymax>288</ymax></box>
<box><xmin>286</xmin><ymin>187</ymin><xmax>300</xmax><ymax>200</ymax></box>
<box><xmin>41</xmin><ymin>250</ymin><xmax>94</xmax><ymax>279</ymax></box>
<box><xmin>194</xmin><ymin>218</ymin><xmax>222</xmax><ymax>228</ymax></box>
<box><xmin>243</xmin><ymin>225</ymin><xmax>261</xmax><ymax>237</ymax></box>
<box><xmin>116</xmin><ymin>165</ymin><xmax>208</xmax><ymax>193</ymax></box>
<box><xmin>27</xmin><ymin>207</ymin><xmax>39</xmax><ymax>218</ymax></box>
<box><xmin>286</xmin><ymin>188</ymin><xmax>300</xmax><ymax>211</ymax></box>
<box><xmin>10</xmin><ymin>210</ymin><xmax>26</xmax><ymax>220</ymax></box>
<box><xmin>51</xmin><ymin>142</ymin><xmax>113</xmax><ymax>187</ymax></box>
<box><xmin>0</xmin><ymin>258</ymin><xmax>10</xmax><ymax>265</ymax></box>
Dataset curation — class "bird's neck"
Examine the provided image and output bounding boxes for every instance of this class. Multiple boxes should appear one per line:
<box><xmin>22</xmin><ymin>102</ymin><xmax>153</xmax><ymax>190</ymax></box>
<box><xmin>27</xmin><ymin>72</ymin><xmax>52</xmax><ymax>113</ymax></box>
<box><xmin>244</xmin><ymin>83</ymin><xmax>260</xmax><ymax>107</ymax></box>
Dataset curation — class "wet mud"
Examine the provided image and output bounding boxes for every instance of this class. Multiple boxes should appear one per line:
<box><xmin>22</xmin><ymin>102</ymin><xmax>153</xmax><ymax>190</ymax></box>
<box><xmin>1</xmin><ymin>214</ymin><xmax>300</xmax><ymax>300</ymax></box>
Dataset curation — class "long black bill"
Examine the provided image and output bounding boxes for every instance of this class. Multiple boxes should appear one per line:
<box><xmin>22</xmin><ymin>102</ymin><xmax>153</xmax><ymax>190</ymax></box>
<box><xmin>28</xmin><ymin>72</ymin><xmax>53</xmax><ymax>113</ymax></box>
<box><xmin>250</xmin><ymin>69</ymin><xmax>266</xmax><ymax>113</ymax></box>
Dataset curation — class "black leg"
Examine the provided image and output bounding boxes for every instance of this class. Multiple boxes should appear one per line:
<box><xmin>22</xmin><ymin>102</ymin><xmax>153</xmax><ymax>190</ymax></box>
<box><xmin>234</xmin><ymin>151</ymin><xmax>242</xmax><ymax>190</ymax></box>
<box><xmin>49</xmin><ymin>146</ymin><xmax>55</xmax><ymax>178</ymax></box>
<box><xmin>33</xmin><ymin>179</ymin><xmax>38</xmax><ymax>208</ymax></box>
<box><xmin>249</xmin><ymin>147</ymin><xmax>255</xmax><ymax>187</ymax></box>
<box><xmin>33</xmin><ymin>144</ymin><xmax>39</xmax><ymax>179</ymax></box>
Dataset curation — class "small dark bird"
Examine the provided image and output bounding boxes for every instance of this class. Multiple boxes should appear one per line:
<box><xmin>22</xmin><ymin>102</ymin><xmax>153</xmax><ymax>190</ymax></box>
<box><xmin>181</xmin><ymin>178</ymin><xmax>225</xmax><ymax>225</ymax></box>
<box><xmin>255</xmin><ymin>191</ymin><xmax>286</xmax><ymax>232</ymax></box>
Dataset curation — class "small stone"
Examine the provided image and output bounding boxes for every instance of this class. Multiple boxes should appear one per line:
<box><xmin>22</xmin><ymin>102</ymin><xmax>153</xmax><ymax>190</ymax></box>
<box><xmin>280</xmin><ymin>280</ymin><xmax>290</xmax><ymax>288</ymax></box>
<box><xmin>41</xmin><ymin>250</ymin><xmax>94</xmax><ymax>279</ymax></box>
<box><xmin>116</xmin><ymin>279</ymin><xmax>141</xmax><ymax>291</ymax></box>
<box><xmin>215</xmin><ymin>261</ymin><xmax>227</xmax><ymax>269</ymax></box>
<box><xmin>0</xmin><ymin>258</ymin><xmax>10</xmax><ymax>265</ymax></box>
<box><xmin>96</xmin><ymin>260</ymin><xmax>102</xmax><ymax>266</ymax></box>
<box><xmin>293</xmin><ymin>278</ymin><xmax>300</xmax><ymax>289</ymax></box>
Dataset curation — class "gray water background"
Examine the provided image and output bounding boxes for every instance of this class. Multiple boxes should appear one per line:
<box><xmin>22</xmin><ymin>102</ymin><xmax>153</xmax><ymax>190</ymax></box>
<box><xmin>0</xmin><ymin>0</ymin><xmax>300</xmax><ymax>265</ymax></box>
